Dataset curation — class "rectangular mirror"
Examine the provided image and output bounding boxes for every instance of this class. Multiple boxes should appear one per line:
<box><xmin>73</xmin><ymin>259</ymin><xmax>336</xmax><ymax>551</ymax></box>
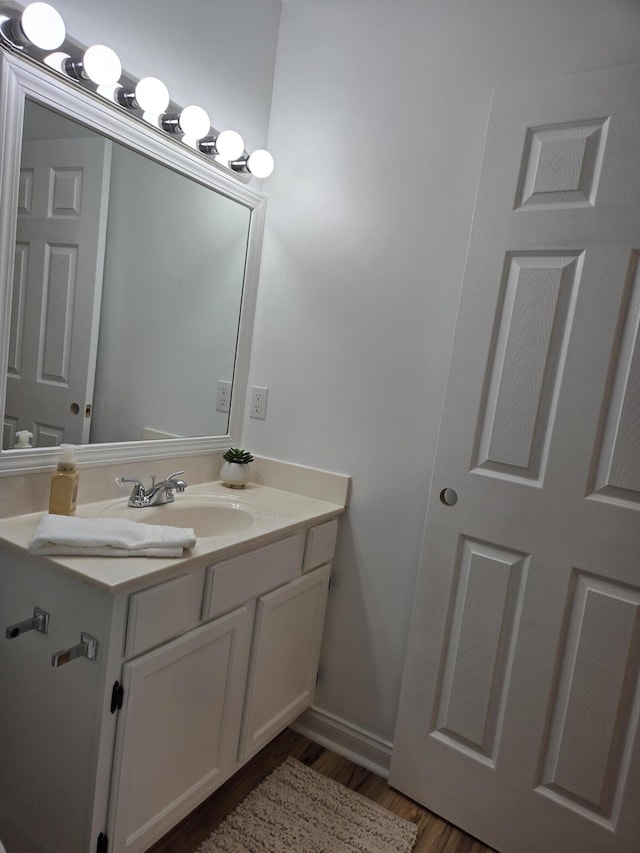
<box><xmin>0</xmin><ymin>50</ymin><xmax>265</xmax><ymax>472</ymax></box>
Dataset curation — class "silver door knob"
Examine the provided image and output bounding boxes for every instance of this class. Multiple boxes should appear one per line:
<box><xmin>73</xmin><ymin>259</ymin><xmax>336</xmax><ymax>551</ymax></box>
<box><xmin>439</xmin><ymin>488</ymin><xmax>458</xmax><ymax>507</ymax></box>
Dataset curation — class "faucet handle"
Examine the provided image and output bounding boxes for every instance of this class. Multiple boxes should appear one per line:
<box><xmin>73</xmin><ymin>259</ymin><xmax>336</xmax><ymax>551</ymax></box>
<box><xmin>166</xmin><ymin>470</ymin><xmax>187</xmax><ymax>494</ymax></box>
<box><xmin>116</xmin><ymin>475</ymin><xmax>147</xmax><ymax>506</ymax></box>
<box><xmin>115</xmin><ymin>476</ymin><xmax>144</xmax><ymax>489</ymax></box>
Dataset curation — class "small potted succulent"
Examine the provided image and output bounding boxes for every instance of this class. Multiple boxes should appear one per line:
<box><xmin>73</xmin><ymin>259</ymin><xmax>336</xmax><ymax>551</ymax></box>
<box><xmin>220</xmin><ymin>447</ymin><xmax>254</xmax><ymax>489</ymax></box>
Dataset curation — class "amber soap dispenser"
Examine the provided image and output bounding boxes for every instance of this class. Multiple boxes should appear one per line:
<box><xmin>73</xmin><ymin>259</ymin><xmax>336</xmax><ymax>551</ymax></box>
<box><xmin>49</xmin><ymin>444</ymin><xmax>79</xmax><ymax>516</ymax></box>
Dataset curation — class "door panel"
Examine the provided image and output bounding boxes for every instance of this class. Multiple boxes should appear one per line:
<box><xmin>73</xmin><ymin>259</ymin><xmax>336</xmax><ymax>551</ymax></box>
<box><xmin>539</xmin><ymin>572</ymin><xmax>640</xmax><ymax>819</ymax></box>
<box><xmin>593</xmin><ymin>251</ymin><xmax>640</xmax><ymax>502</ymax></box>
<box><xmin>433</xmin><ymin>538</ymin><xmax>526</xmax><ymax>766</ymax></box>
<box><xmin>390</xmin><ymin>64</ymin><xmax>640</xmax><ymax>853</ymax></box>
<box><xmin>473</xmin><ymin>252</ymin><xmax>580</xmax><ymax>481</ymax></box>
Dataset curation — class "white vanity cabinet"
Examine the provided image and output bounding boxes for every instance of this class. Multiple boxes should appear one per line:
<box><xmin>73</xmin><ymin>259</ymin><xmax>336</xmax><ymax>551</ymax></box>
<box><xmin>0</xmin><ymin>515</ymin><xmax>340</xmax><ymax>853</ymax></box>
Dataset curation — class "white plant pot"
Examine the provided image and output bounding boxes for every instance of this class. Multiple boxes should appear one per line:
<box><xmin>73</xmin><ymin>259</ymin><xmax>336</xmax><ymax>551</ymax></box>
<box><xmin>220</xmin><ymin>461</ymin><xmax>251</xmax><ymax>489</ymax></box>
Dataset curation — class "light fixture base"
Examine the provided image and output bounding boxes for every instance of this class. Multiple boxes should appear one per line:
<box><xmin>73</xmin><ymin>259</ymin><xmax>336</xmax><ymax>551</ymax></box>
<box><xmin>199</xmin><ymin>137</ymin><xmax>218</xmax><ymax>154</ymax></box>
<box><xmin>0</xmin><ymin>18</ymin><xmax>25</xmax><ymax>50</ymax></box>
<box><xmin>63</xmin><ymin>56</ymin><xmax>84</xmax><ymax>80</ymax></box>
<box><xmin>161</xmin><ymin>114</ymin><xmax>181</xmax><ymax>133</ymax></box>
<box><xmin>230</xmin><ymin>157</ymin><xmax>250</xmax><ymax>173</ymax></box>
<box><xmin>116</xmin><ymin>87</ymin><xmax>136</xmax><ymax>108</ymax></box>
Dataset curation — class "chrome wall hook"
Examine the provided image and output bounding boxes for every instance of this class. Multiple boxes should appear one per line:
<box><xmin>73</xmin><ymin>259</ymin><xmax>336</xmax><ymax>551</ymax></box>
<box><xmin>51</xmin><ymin>632</ymin><xmax>98</xmax><ymax>667</ymax></box>
<box><xmin>5</xmin><ymin>607</ymin><xmax>50</xmax><ymax>639</ymax></box>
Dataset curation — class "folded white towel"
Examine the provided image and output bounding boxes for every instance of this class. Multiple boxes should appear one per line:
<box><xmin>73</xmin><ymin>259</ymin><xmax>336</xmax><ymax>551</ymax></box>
<box><xmin>29</xmin><ymin>514</ymin><xmax>196</xmax><ymax>558</ymax></box>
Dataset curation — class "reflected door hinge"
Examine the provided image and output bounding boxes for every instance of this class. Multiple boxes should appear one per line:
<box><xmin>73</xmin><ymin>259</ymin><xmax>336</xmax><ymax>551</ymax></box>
<box><xmin>110</xmin><ymin>680</ymin><xmax>124</xmax><ymax>713</ymax></box>
<box><xmin>97</xmin><ymin>831</ymin><xmax>108</xmax><ymax>853</ymax></box>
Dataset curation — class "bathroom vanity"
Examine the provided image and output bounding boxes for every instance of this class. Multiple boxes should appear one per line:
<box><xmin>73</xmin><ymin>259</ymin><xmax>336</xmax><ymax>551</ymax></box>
<box><xmin>0</xmin><ymin>481</ymin><xmax>345</xmax><ymax>853</ymax></box>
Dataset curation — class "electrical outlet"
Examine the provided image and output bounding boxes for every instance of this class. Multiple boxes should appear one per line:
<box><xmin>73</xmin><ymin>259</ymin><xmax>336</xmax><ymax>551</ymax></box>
<box><xmin>216</xmin><ymin>380</ymin><xmax>232</xmax><ymax>413</ymax></box>
<box><xmin>250</xmin><ymin>386</ymin><xmax>268</xmax><ymax>419</ymax></box>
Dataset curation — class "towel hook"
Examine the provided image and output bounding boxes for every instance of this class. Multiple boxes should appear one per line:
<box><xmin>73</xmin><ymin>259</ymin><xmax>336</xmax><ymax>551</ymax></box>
<box><xmin>5</xmin><ymin>607</ymin><xmax>50</xmax><ymax>639</ymax></box>
<box><xmin>51</xmin><ymin>632</ymin><xmax>98</xmax><ymax>667</ymax></box>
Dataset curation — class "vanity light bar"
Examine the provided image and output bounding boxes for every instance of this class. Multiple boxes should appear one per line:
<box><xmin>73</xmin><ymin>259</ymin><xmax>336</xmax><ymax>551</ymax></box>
<box><xmin>0</xmin><ymin>1</ymin><xmax>275</xmax><ymax>178</ymax></box>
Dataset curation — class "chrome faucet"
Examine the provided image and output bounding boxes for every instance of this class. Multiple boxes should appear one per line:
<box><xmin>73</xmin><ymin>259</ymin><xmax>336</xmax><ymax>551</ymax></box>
<box><xmin>117</xmin><ymin>470</ymin><xmax>188</xmax><ymax>507</ymax></box>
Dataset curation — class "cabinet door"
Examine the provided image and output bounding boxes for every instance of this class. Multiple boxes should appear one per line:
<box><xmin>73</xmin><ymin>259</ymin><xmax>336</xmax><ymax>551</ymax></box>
<box><xmin>108</xmin><ymin>604</ymin><xmax>253</xmax><ymax>853</ymax></box>
<box><xmin>239</xmin><ymin>563</ymin><xmax>331</xmax><ymax>762</ymax></box>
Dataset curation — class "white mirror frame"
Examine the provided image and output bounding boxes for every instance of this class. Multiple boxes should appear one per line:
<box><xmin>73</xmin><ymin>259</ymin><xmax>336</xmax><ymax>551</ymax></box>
<box><xmin>0</xmin><ymin>48</ymin><xmax>266</xmax><ymax>474</ymax></box>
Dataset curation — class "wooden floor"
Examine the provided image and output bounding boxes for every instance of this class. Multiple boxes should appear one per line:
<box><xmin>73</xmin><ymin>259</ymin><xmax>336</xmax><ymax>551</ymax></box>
<box><xmin>147</xmin><ymin>728</ymin><xmax>496</xmax><ymax>853</ymax></box>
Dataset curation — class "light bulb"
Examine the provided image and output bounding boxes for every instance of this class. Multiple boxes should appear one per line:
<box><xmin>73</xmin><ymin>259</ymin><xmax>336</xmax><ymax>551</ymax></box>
<box><xmin>247</xmin><ymin>149</ymin><xmax>274</xmax><ymax>179</ymax></box>
<box><xmin>64</xmin><ymin>44</ymin><xmax>121</xmax><ymax>86</ymax></box>
<box><xmin>43</xmin><ymin>51</ymin><xmax>70</xmax><ymax>73</ymax></box>
<box><xmin>96</xmin><ymin>82</ymin><xmax>121</xmax><ymax>102</ymax></box>
<box><xmin>141</xmin><ymin>111</ymin><xmax>164</xmax><ymax>128</ymax></box>
<box><xmin>19</xmin><ymin>2</ymin><xmax>65</xmax><ymax>50</ymax></box>
<box><xmin>179</xmin><ymin>105</ymin><xmax>210</xmax><ymax>139</ymax></box>
<box><xmin>82</xmin><ymin>45</ymin><xmax>121</xmax><ymax>86</ymax></box>
<box><xmin>134</xmin><ymin>77</ymin><xmax>170</xmax><ymax>114</ymax></box>
<box><xmin>215</xmin><ymin>130</ymin><xmax>245</xmax><ymax>161</ymax></box>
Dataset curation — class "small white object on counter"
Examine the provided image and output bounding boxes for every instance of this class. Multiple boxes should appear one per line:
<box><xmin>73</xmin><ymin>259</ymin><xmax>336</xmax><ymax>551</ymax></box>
<box><xmin>29</xmin><ymin>514</ymin><xmax>196</xmax><ymax>558</ymax></box>
<box><xmin>14</xmin><ymin>429</ymin><xmax>33</xmax><ymax>448</ymax></box>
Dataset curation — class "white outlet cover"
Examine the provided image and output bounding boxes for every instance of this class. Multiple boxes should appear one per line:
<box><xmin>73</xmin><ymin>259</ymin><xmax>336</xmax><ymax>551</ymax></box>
<box><xmin>216</xmin><ymin>380</ymin><xmax>231</xmax><ymax>413</ymax></box>
<box><xmin>250</xmin><ymin>386</ymin><xmax>268</xmax><ymax>419</ymax></box>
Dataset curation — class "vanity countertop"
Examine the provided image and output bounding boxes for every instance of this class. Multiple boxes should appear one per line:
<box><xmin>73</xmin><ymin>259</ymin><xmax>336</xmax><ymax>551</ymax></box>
<box><xmin>0</xmin><ymin>480</ymin><xmax>345</xmax><ymax>593</ymax></box>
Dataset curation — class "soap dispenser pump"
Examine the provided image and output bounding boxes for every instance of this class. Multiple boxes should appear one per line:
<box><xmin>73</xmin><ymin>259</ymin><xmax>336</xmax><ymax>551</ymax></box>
<box><xmin>14</xmin><ymin>430</ymin><xmax>33</xmax><ymax>448</ymax></box>
<box><xmin>49</xmin><ymin>444</ymin><xmax>79</xmax><ymax>516</ymax></box>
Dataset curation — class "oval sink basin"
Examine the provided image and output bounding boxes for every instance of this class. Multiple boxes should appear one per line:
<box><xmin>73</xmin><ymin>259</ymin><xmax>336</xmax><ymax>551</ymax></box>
<box><xmin>94</xmin><ymin>494</ymin><xmax>266</xmax><ymax>538</ymax></box>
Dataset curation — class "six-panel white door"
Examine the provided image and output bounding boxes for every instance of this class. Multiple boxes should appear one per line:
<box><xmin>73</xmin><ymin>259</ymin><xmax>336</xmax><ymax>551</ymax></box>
<box><xmin>390</xmin><ymin>64</ymin><xmax>640</xmax><ymax>853</ymax></box>
<box><xmin>4</xmin><ymin>136</ymin><xmax>111</xmax><ymax>448</ymax></box>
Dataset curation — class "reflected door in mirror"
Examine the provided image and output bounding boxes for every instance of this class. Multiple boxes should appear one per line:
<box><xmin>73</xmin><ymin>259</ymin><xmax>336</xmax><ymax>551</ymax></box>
<box><xmin>3</xmin><ymin>136</ymin><xmax>111</xmax><ymax>449</ymax></box>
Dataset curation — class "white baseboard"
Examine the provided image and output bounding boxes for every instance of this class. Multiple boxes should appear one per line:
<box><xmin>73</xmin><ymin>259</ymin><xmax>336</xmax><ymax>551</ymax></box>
<box><xmin>291</xmin><ymin>706</ymin><xmax>392</xmax><ymax>778</ymax></box>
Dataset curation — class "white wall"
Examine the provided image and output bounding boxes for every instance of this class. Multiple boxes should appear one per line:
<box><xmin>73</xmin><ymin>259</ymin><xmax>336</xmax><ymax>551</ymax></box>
<box><xmin>242</xmin><ymin>0</ymin><xmax>640</xmax><ymax>745</ymax></box>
